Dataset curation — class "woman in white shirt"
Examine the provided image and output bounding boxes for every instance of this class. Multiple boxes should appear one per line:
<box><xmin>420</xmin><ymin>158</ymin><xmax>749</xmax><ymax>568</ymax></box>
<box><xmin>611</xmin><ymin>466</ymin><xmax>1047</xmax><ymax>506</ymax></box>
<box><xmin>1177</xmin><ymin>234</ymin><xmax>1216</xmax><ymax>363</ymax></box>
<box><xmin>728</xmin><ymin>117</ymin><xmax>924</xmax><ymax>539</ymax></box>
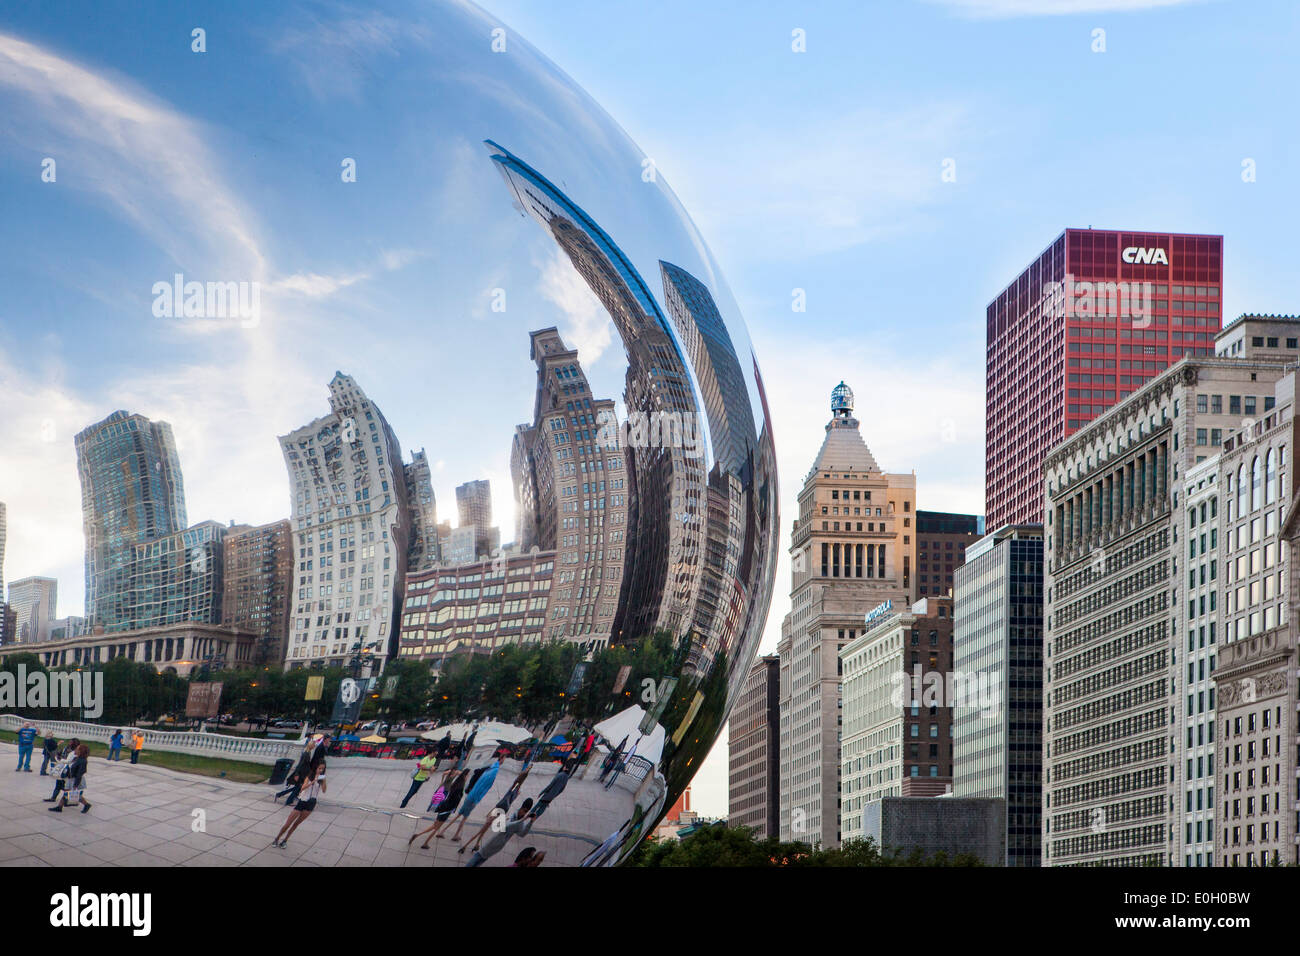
<box><xmin>273</xmin><ymin>761</ymin><xmax>326</xmax><ymax>848</ymax></box>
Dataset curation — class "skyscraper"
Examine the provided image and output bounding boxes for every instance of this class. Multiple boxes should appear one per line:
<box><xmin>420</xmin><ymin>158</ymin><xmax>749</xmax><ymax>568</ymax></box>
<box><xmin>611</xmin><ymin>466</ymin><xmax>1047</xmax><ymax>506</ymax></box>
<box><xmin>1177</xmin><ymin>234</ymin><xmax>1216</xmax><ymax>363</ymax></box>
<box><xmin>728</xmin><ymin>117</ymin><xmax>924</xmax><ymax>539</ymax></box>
<box><xmin>510</xmin><ymin>327</ymin><xmax>627</xmax><ymax>649</ymax></box>
<box><xmin>222</xmin><ymin>519</ymin><xmax>294</xmax><ymax>665</ymax></box>
<box><xmin>952</xmin><ymin>524</ymin><xmax>1043</xmax><ymax>866</ymax></box>
<box><xmin>659</xmin><ymin>259</ymin><xmax>757</xmax><ymax>477</ymax></box>
<box><xmin>728</xmin><ymin>653</ymin><xmax>780</xmax><ymax>838</ymax></box>
<box><xmin>404</xmin><ymin>450</ymin><xmax>440</xmax><ymax>571</ymax></box>
<box><xmin>75</xmin><ymin>410</ymin><xmax>188</xmax><ymax>630</ymax></box>
<box><xmin>0</xmin><ymin>501</ymin><xmax>6</xmax><ymax>598</ymax></box>
<box><xmin>454</xmin><ymin>479</ymin><xmax>496</xmax><ymax>560</ymax></box>
<box><xmin>126</xmin><ymin>520</ymin><xmax>225</xmax><ymax>633</ymax></box>
<box><xmin>8</xmin><ymin>576</ymin><xmax>58</xmax><ymax>643</ymax></box>
<box><xmin>916</xmin><ymin>510</ymin><xmax>984</xmax><ymax>598</ymax></box>
<box><xmin>1042</xmin><ymin>344</ymin><xmax>1289</xmax><ymax>866</ymax></box>
<box><xmin>986</xmin><ymin>229</ymin><xmax>1223</xmax><ymax>528</ymax></box>
<box><xmin>486</xmin><ymin>139</ymin><xmax>708</xmax><ymax>645</ymax></box>
<box><xmin>777</xmin><ymin>382</ymin><xmax>916</xmax><ymax>848</ymax></box>
<box><xmin>840</xmin><ymin>595</ymin><xmax>955</xmax><ymax>843</ymax></box>
<box><xmin>279</xmin><ymin>372</ymin><xmax>413</xmax><ymax>671</ymax></box>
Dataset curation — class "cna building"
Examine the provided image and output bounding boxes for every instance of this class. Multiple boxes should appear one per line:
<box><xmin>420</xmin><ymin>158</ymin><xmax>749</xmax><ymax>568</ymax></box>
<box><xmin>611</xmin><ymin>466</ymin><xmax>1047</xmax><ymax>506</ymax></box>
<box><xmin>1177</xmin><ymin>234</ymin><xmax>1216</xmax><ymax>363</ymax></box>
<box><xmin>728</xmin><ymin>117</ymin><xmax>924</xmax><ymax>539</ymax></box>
<box><xmin>987</xmin><ymin>228</ymin><xmax>1223</xmax><ymax>528</ymax></box>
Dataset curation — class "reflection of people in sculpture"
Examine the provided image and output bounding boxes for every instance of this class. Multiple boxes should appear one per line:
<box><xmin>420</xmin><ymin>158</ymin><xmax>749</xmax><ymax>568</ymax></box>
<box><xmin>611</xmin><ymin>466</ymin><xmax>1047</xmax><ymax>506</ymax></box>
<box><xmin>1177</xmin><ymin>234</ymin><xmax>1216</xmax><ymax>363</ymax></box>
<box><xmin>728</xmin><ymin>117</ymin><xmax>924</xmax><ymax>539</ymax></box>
<box><xmin>446</xmin><ymin>758</ymin><xmax>500</xmax><ymax>842</ymax></box>
<box><xmin>527</xmin><ymin>760</ymin><xmax>572</xmax><ymax>822</ymax></box>
<box><xmin>434</xmin><ymin>732</ymin><xmax>452</xmax><ymax>764</ymax></box>
<box><xmin>603</xmin><ymin>736</ymin><xmax>639</xmax><ymax>791</ymax></box>
<box><xmin>578</xmin><ymin>729</ymin><xmax>596</xmax><ymax>769</ymax></box>
<box><xmin>580</xmin><ymin>820</ymin><xmax>635</xmax><ymax>867</ymax></box>
<box><xmin>460</xmin><ymin>765</ymin><xmax>532</xmax><ymax>855</ymax></box>
<box><xmin>464</xmin><ymin>799</ymin><xmax>535</xmax><ymax>867</ymax></box>
<box><xmin>456</xmin><ymin>728</ymin><xmax>478</xmax><ymax>769</ymax></box>
<box><xmin>512</xmin><ymin>848</ymin><xmax>546</xmax><ymax>867</ymax></box>
<box><xmin>409</xmin><ymin>768</ymin><xmax>468</xmax><ymax>848</ymax></box>
<box><xmin>598</xmin><ymin>736</ymin><xmax>628</xmax><ymax>783</ymax></box>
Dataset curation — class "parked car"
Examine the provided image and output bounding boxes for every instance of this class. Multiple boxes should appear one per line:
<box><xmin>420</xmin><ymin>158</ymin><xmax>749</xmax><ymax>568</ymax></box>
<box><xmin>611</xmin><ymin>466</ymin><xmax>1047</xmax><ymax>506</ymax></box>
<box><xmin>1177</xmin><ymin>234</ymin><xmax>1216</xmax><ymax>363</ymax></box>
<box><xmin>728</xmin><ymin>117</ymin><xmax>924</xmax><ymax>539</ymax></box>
<box><xmin>415</xmin><ymin>721</ymin><xmax>437</xmax><ymax>731</ymax></box>
<box><xmin>272</xmin><ymin>719</ymin><xmax>303</xmax><ymax>729</ymax></box>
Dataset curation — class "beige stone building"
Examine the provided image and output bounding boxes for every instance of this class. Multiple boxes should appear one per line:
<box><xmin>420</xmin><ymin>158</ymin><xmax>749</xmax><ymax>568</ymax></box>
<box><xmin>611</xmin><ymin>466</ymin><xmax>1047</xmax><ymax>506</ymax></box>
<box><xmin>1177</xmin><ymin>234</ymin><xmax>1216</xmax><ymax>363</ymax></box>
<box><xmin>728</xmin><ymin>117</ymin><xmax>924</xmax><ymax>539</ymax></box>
<box><xmin>778</xmin><ymin>382</ymin><xmax>916</xmax><ymax>848</ymax></box>
<box><xmin>1043</xmin><ymin>347</ymin><xmax>1291</xmax><ymax>866</ymax></box>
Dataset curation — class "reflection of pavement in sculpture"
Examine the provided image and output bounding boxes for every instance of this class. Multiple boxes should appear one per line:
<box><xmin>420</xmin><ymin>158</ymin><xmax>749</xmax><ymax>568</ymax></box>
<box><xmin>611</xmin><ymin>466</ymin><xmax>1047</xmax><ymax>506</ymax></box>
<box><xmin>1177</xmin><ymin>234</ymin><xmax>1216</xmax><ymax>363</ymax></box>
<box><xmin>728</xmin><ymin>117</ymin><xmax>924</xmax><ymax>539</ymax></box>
<box><xmin>429</xmin><ymin>756</ymin><xmax>640</xmax><ymax>867</ymax></box>
<box><xmin>0</xmin><ymin>741</ymin><xmax>636</xmax><ymax>867</ymax></box>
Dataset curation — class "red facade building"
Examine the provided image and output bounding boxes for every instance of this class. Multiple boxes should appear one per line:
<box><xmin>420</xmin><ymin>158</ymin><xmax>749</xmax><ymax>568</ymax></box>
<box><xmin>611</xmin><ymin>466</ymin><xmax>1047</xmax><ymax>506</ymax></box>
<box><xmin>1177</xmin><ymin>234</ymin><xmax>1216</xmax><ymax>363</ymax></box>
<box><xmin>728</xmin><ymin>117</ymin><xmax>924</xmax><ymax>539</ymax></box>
<box><xmin>985</xmin><ymin>228</ymin><xmax>1223</xmax><ymax>527</ymax></box>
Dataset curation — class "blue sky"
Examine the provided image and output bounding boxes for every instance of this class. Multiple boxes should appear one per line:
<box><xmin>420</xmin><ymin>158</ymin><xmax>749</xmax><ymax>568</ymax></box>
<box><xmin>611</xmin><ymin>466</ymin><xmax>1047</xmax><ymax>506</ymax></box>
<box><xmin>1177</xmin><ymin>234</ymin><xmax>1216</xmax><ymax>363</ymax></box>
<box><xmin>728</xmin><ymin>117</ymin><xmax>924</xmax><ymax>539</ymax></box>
<box><xmin>1</xmin><ymin>0</ymin><xmax>1297</xmax><ymax>816</ymax></box>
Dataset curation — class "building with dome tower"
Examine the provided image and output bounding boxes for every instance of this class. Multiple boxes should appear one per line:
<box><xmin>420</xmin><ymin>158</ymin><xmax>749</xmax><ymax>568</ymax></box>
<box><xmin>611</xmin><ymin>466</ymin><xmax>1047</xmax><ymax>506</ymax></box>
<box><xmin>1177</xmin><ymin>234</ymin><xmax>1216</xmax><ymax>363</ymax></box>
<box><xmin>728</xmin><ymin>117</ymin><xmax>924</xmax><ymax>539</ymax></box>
<box><xmin>777</xmin><ymin>382</ymin><xmax>917</xmax><ymax>848</ymax></box>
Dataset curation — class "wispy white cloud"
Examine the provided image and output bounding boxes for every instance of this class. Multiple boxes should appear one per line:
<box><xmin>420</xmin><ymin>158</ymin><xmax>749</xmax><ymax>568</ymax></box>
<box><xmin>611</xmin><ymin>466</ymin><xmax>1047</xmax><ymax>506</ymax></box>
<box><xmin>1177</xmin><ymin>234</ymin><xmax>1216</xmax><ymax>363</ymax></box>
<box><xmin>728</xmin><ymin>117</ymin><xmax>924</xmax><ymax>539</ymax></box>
<box><xmin>271</xmin><ymin>7</ymin><xmax>427</xmax><ymax>102</ymax></box>
<box><xmin>661</xmin><ymin>102</ymin><xmax>975</xmax><ymax>263</ymax></box>
<box><xmin>266</xmin><ymin>247</ymin><xmax>423</xmax><ymax>298</ymax></box>
<box><xmin>0</xmin><ymin>31</ymin><xmax>267</xmax><ymax>281</ymax></box>
<box><xmin>536</xmin><ymin>246</ymin><xmax>615</xmax><ymax>366</ymax></box>
<box><xmin>0</xmin><ymin>32</ymin><xmax>420</xmax><ymax>612</ymax></box>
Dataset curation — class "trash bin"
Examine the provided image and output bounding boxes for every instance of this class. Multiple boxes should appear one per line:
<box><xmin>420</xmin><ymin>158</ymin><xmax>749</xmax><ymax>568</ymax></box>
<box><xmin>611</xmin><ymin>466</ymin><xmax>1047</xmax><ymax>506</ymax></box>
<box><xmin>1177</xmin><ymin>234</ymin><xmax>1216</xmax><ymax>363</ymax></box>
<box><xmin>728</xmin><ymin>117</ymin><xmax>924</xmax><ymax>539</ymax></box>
<box><xmin>269</xmin><ymin>758</ymin><xmax>294</xmax><ymax>786</ymax></box>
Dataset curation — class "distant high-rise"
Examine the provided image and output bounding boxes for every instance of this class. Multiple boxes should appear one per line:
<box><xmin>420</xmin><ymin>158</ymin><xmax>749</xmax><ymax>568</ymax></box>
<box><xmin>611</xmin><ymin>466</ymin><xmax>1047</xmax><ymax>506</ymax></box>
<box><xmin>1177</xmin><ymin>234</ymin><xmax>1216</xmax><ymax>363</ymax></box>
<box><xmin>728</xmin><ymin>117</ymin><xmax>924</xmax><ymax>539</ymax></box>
<box><xmin>454</xmin><ymin>480</ymin><xmax>496</xmax><ymax>560</ymax></box>
<box><xmin>0</xmin><ymin>501</ymin><xmax>6</xmax><ymax>597</ymax></box>
<box><xmin>8</xmin><ymin>576</ymin><xmax>58</xmax><ymax>643</ymax></box>
<box><xmin>222</xmin><ymin>519</ymin><xmax>293</xmax><ymax>665</ymax></box>
<box><xmin>916</xmin><ymin>511</ymin><xmax>984</xmax><ymax>598</ymax></box>
<box><xmin>509</xmin><ymin>327</ymin><xmax>628</xmax><ymax>649</ymax></box>
<box><xmin>952</xmin><ymin>524</ymin><xmax>1043</xmax><ymax>867</ymax></box>
<box><xmin>728</xmin><ymin>653</ymin><xmax>779</xmax><ymax>838</ymax></box>
<box><xmin>75</xmin><ymin>410</ymin><xmax>187</xmax><ymax>630</ymax></box>
<box><xmin>279</xmin><ymin>372</ymin><xmax>413</xmax><ymax>671</ymax></box>
<box><xmin>778</xmin><ymin>382</ymin><xmax>916</xmax><ymax>848</ymax></box>
<box><xmin>840</xmin><ymin>596</ymin><xmax>955</xmax><ymax>843</ymax></box>
<box><xmin>404</xmin><ymin>450</ymin><xmax>440</xmax><ymax>571</ymax></box>
<box><xmin>660</xmin><ymin>260</ymin><xmax>757</xmax><ymax>476</ymax></box>
<box><xmin>986</xmin><ymin>229</ymin><xmax>1223</xmax><ymax>528</ymax></box>
<box><xmin>126</xmin><ymin>520</ymin><xmax>225</xmax><ymax>633</ymax></box>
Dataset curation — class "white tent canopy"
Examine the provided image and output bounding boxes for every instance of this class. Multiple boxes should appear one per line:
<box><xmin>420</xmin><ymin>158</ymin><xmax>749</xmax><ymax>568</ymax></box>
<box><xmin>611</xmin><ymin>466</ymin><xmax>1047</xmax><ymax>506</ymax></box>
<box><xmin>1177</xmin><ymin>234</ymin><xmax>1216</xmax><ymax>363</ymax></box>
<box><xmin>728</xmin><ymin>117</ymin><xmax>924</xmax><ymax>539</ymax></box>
<box><xmin>594</xmin><ymin>705</ymin><xmax>666</xmax><ymax>767</ymax></box>
<box><xmin>419</xmin><ymin>720</ymin><xmax>531</xmax><ymax>744</ymax></box>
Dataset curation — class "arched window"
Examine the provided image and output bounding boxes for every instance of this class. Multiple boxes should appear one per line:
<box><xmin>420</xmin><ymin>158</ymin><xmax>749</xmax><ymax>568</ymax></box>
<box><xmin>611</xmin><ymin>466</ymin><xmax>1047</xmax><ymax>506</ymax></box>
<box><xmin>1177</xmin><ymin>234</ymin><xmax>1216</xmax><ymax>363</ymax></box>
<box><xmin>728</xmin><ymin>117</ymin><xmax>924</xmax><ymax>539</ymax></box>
<box><xmin>1251</xmin><ymin>456</ymin><xmax>1262</xmax><ymax>511</ymax></box>
<box><xmin>1266</xmin><ymin>450</ymin><xmax>1277</xmax><ymax>504</ymax></box>
<box><xmin>1237</xmin><ymin>465</ymin><xmax>1248</xmax><ymax>516</ymax></box>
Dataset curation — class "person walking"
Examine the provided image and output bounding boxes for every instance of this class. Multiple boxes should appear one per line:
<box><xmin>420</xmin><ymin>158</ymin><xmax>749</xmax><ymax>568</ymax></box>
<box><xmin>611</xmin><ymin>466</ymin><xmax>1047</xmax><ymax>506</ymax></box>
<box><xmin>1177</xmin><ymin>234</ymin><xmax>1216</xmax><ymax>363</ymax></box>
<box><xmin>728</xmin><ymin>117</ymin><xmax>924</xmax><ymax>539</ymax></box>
<box><xmin>272</xmin><ymin>762</ymin><xmax>326</xmax><ymax>848</ymax></box>
<box><xmin>603</xmin><ymin>738</ymin><xmax>638</xmax><ymax>791</ymax></box>
<box><xmin>399</xmin><ymin>751</ymin><xmax>440</xmax><ymax>809</ymax></box>
<box><xmin>48</xmin><ymin>744</ymin><xmax>92</xmax><ymax>814</ymax></box>
<box><xmin>275</xmin><ymin>735</ymin><xmax>327</xmax><ymax>803</ymax></box>
<box><xmin>463</xmin><ymin>799</ymin><xmax>534</xmax><ymax>867</ymax></box>
<box><xmin>409</xmin><ymin>768</ymin><xmax>468</xmax><ymax>848</ymax></box>
<box><xmin>15</xmin><ymin>721</ymin><xmax>36</xmax><ymax>772</ymax></box>
<box><xmin>598</xmin><ymin>736</ymin><xmax>628</xmax><ymax>783</ymax></box>
<box><xmin>42</xmin><ymin>739</ymin><xmax>79</xmax><ymax>803</ymax></box>
<box><xmin>108</xmin><ymin>730</ymin><xmax>124</xmax><ymax>762</ymax></box>
<box><xmin>445</xmin><ymin>758</ymin><xmax>500</xmax><ymax>842</ymax></box>
<box><xmin>129</xmin><ymin>730</ymin><xmax>144</xmax><ymax>764</ymax></box>
<box><xmin>434</xmin><ymin>731</ymin><xmax>452</xmax><ymax>764</ymax></box>
<box><xmin>39</xmin><ymin>732</ymin><xmax>59</xmax><ymax>775</ymax></box>
<box><xmin>459</xmin><ymin>766</ymin><xmax>531</xmax><ymax>855</ymax></box>
<box><xmin>529</xmin><ymin>762</ymin><xmax>572</xmax><ymax>823</ymax></box>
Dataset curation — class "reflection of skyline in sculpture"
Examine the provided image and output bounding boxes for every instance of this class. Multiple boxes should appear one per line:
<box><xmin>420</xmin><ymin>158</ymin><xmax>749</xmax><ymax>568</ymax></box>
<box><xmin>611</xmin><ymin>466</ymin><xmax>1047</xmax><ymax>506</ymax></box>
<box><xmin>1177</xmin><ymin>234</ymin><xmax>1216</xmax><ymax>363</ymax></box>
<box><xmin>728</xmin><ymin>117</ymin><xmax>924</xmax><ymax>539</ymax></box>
<box><xmin>511</xmin><ymin>327</ymin><xmax>627</xmax><ymax>650</ymax></box>
<box><xmin>486</xmin><ymin>139</ymin><xmax>724</xmax><ymax>655</ymax></box>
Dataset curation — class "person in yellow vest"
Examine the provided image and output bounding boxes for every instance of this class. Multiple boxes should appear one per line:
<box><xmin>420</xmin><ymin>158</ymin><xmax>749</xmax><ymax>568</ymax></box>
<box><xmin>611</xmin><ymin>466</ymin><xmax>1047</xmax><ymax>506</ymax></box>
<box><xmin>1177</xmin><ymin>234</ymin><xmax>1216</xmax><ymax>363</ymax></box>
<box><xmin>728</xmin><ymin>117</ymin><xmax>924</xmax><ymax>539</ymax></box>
<box><xmin>130</xmin><ymin>730</ymin><xmax>145</xmax><ymax>764</ymax></box>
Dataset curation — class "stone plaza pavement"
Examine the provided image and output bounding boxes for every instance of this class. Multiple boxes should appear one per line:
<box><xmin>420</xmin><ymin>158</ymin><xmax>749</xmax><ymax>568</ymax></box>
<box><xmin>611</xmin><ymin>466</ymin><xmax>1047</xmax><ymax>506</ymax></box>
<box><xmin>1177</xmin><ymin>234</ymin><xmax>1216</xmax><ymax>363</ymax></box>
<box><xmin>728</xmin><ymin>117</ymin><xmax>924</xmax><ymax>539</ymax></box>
<box><xmin>0</xmin><ymin>741</ymin><xmax>632</xmax><ymax>867</ymax></box>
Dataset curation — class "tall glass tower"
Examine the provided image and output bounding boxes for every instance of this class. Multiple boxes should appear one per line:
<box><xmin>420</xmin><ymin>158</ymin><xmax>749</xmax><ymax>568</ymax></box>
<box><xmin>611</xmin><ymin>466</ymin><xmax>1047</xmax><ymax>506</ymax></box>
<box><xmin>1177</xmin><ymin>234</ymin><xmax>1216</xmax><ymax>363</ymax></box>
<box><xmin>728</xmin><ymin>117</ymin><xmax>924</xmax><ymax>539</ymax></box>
<box><xmin>75</xmin><ymin>410</ymin><xmax>187</xmax><ymax>630</ymax></box>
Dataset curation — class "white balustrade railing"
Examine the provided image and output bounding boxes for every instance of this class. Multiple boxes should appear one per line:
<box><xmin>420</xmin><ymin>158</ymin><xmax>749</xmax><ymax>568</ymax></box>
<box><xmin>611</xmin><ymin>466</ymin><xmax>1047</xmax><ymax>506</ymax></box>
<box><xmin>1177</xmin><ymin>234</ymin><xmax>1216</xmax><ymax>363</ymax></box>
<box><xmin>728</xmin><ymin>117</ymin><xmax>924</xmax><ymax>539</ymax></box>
<box><xmin>0</xmin><ymin>714</ymin><xmax>302</xmax><ymax>765</ymax></box>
